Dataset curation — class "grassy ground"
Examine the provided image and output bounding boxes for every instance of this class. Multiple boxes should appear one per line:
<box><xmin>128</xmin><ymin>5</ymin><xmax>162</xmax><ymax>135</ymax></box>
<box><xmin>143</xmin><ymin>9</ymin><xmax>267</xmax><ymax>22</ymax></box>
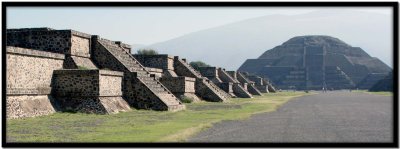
<box><xmin>352</xmin><ymin>90</ymin><xmax>393</xmax><ymax>96</ymax></box>
<box><xmin>7</xmin><ymin>91</ymin><xmax>311</xmax><ymax>143</ymax></box>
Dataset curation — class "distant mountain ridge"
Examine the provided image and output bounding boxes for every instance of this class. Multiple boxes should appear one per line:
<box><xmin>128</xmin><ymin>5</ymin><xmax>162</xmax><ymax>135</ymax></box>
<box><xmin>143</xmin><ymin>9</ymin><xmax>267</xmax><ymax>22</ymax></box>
<box><xmin>144</xmin><ymin>10</ymin><xmax>391</xmax><ymax>70</ymax></box>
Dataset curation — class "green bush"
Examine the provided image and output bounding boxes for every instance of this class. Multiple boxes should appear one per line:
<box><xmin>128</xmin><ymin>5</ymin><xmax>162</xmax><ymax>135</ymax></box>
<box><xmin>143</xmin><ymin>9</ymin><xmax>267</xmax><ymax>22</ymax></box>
<box><xmin>180</xmin><ymin>95</ymin><xmax>194</xmax><ymax>103</ymax></box>
<box><xmin>137</xmin><ymin>49</ymin><xmax>159</xmax><ymax>55</ymax></box>
<box><xmin>189</xmin><ymin>61</ymin><xmax>211</xmax><ymax>71</ymax></box>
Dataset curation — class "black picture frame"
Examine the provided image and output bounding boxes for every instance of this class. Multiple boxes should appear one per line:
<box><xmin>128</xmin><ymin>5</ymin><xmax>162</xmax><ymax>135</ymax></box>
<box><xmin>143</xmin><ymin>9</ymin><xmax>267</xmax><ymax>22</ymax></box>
<box><xmin>2</xmin><ymin>1</ymin><xmax>398</xmax><ymax>148</ymax></box>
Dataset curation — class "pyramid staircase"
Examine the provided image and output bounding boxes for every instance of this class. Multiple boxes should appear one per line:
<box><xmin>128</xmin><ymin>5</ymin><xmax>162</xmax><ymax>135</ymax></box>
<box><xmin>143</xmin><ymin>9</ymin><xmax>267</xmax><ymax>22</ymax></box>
<box><xmin>217</xmin><ymin>68</ymin><xmax>253</xmax><ymax>98</ymax></box>
<box><xmin>237</xmin><ymin>72</ymin><xmax>263</xmax><ymax>96</ymax></box>
<box><xmin>174</xmin><ymin>57</ymin><xmax>230</xmax><ymax>102</ymax></box>
<box><xmin>92</xmin><ymin>36</ymin><xmax>185</xmax><ymax>111</ymax></box>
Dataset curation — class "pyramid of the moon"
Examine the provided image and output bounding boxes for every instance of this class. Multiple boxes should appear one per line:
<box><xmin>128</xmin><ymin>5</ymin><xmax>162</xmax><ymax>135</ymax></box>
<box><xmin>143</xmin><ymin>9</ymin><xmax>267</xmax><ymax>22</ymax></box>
<box><xmin>369</xmin><ymin>72</ymin><xmax>393</xmax><ymax>92</ymax></box>
<box><xmin>238</xmin><ymin>35</ymin><xmax>392</xmax><ymax>90</ymax></box>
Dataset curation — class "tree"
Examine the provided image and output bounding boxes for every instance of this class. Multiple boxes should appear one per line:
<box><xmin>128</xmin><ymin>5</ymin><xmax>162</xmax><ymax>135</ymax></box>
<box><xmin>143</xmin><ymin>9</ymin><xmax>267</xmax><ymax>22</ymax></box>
<box><xmin>137</xmin><ymin>49</ymin><xmax>158</xmax><ymax>55</ymax></box>
<box><xmin>190</xmin><ymin>61</ymin><xmax>211</xmax><ymax>71</ymax></box>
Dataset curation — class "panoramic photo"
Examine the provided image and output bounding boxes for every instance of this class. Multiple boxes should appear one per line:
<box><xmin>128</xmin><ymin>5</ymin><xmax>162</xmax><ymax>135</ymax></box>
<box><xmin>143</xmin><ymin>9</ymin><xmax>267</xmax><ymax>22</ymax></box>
<box><xmin>3</xmin><ymin>3</ymin><xmax>396</xmax><ymax>147</ymax></box>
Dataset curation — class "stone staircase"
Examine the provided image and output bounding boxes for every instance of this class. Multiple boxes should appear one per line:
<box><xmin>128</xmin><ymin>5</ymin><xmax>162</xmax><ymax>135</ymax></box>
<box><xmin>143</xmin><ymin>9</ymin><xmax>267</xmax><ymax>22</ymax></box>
<box><xmin>232</xmin><ymin>83</ymin><xmax>253</xmax><ymax>98</ymax></box>
<box><xmin>174</xmin><ymin>57</ymin><xmax>203</xmax><ymax>78</ymax></box>
<box><xmin>218</xmin><ymin>68</ymin><xmax>252</xmax><ymax>98</ymax></box>
<box><xmin>217</xmin><ymin>68</ymin><xmax>240</xmax><ymax>83</ymax></box>
<box><xmin>201</xmin><ymin>78</ymin><xmax>231</xmax><ymax>99</ymax></box>
<box><xmin>174</xmin><ymin>57</ymin><xmax>230</xmax><ymax>102</ymax></box>
<box><xmin>237</xmin><ymin>72</ymin><xmax>263</xmax><ymax>96</ymax></box>
<box><xmin>94</xmin><ymin>38</ymin><xmax>184</xmax><ymax>111</ymax></box>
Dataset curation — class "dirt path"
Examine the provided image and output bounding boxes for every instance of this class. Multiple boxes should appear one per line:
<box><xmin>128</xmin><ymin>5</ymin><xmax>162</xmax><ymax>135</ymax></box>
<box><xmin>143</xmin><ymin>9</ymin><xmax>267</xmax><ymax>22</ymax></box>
<box><xmin>188</xmin><ymin>91</ymin><xmax>393</xmax><ymax>142</ymax></box>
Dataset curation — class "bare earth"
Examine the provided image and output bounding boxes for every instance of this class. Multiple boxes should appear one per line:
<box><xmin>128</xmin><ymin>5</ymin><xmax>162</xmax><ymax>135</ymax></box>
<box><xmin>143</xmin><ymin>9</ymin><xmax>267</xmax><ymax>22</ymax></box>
<box><xmin>188</xmin><ymin>91</ymin><xmax>393</xmax><ymax>142</ymax></box>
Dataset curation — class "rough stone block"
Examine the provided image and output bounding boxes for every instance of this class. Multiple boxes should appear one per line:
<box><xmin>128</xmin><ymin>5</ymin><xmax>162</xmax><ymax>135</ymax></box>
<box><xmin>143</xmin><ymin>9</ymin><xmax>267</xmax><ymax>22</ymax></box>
<box><xmin>52</xmin><ymin>69</ymin><xmax>130</xmax><ymax>114</ymax></box>
<box><xmin>6</xmin><ymin>95</ymin><xmax>56</xmax><ymax>119</ymax></box>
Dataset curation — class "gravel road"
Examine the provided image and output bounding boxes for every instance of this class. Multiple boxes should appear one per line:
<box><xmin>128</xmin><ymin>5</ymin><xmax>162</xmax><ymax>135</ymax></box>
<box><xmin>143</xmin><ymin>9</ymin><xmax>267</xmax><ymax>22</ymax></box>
<box><xmin>188</xmin><ymin>91</ymin><xmax>393</xmax><ymax>142</ymax></box>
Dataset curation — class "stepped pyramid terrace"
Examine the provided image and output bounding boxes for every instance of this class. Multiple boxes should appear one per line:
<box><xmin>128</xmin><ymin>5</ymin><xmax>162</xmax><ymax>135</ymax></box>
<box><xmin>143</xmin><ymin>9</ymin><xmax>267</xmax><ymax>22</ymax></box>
<box><xmin>6</xmin><ymin>27</ymin><xmax>273</xmax><ymax>119</ymax></box>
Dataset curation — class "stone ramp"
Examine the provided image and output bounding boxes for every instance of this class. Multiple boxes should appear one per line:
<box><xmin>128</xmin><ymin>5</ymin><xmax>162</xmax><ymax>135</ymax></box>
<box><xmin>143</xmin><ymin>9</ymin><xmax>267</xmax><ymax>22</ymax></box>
<box><xmin>195</xmin><ymin>78</ymin><xmax>231</xmax><ymax>102</ymax></box>
<box><xmin>92</xmin><ymin>36</ymin><xmax>185</xmax><ymax>111</ymax></box>
<box><xmin>233</xmin><ymin>83</ymin><xmax>253</xmax><ymax>98</ymax></box>
<box><xmin>174</xmin><ymin>57</ymin><xmax>230</xmax><ymax>102</ymax></box>
<box><xmin>235</xmin><ymin>71</ymin><xmax>263</xmax><ymax>96</ymax></box>
<box><xmin>247</xmin><ymin>84</ymin><xmax>263</xmax><ymax>96</ymax></box>
<box><xmin>63</xmin><ymin>56</ymin><xmax>98</xmax><ymax>69</ymax></box>
<box><xmin>6</xmin><ymin>95</ymin><xmax>57</xmax><ymax>119</ymax></box>
<box><xmin>218</xmin><ymin>68</ymin><xmax>253</xmax><ymax>98</ymax></box>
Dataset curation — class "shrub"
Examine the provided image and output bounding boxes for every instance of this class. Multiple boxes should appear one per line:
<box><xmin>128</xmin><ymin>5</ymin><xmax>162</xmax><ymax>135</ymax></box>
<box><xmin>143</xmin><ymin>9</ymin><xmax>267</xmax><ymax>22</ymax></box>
<box><xmin>180</xmin><ymin>95</ymin><xmax>194</xmax><ymax>103</ymax></box>
<box><xmin>189</xmin><ymin>61</ymin><xmax>211</xmax><ymax>71</ymax></box>
<box><xmin>137</xmin><ymin>49</ymin><xmax>158</xmax><ymax>55</ymax></box>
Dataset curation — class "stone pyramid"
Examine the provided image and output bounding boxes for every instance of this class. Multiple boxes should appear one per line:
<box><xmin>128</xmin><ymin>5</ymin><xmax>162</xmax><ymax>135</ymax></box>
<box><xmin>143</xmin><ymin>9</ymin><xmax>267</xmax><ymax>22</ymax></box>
<box><xmin>238</xmin><ymin>35</ymin><xmax>391</xmax><ymax>90</ymax></box>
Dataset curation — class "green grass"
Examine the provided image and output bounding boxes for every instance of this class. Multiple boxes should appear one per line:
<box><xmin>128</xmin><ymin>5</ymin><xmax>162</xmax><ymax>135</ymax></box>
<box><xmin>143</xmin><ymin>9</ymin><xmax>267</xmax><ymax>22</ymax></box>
<box><xmin>352</xmin><ymin>90</ymin><xmax>393</xmax><ymax>96</ymax></box>
<box><xmin>366</xmin><ymin>91</ymin><xmax>393</xmax><ymax>96</ymax></box>
<box><xmin>7</xmin><ymin>91</ymin><xmax>312</xmax><ymax>143</ymax></box>
<box><xmin>77</xmin><ymin>66</ymin><xmax>89</xmax><ymax>70</ymax></box>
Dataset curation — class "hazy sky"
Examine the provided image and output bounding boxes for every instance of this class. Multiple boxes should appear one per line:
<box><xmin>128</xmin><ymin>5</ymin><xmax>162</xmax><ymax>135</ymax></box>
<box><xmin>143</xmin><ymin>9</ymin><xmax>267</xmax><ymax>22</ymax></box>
<box><xmin>7</xmin><ymin>7</ymin><xmax>391</xmax><ymax>45</ymax></box>
<box><xmin>6</xmin><ymin>7</ymin><xmax>393</xmax><ymax>68</ymax></box>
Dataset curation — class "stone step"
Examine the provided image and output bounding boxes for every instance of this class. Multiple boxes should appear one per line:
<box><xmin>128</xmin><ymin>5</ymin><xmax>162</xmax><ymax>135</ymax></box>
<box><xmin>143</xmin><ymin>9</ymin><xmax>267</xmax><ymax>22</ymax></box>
<box><xmin>148</xmin><ymin>85</ymin><xmax>164</xmax><ymax>91</ymax></box>
<box><xmin>98</xmin><ymin>39</ymin><xmax>184</xmax><ymax>111</ymax></box>
<box><xmin>201</xmin><ymin>79</ymin><xmax>230</xmax><ymax>99</ymax></box>
<box><xmin>139</xmin><ymin>77</ymin><xmax>155</xmax><ymax>81</ymax></box>
<box><xmin>179</xmin><ymin>59</ymin><xmax>203</xmax><ymax>78</ymax></box>
<box><xmin>142</xmin><ymin>80</ymin><xmax>157</xmax><ymax>85</ymax></box>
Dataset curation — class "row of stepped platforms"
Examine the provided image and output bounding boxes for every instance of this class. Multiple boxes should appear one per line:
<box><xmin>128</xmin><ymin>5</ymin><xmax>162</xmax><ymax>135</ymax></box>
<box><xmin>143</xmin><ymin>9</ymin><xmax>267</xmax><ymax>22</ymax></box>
<box><xmin>6</xmin><ymin>28</ymin><xmax>276</xmax><ymax>119</ymax></box>
<box><xmin>133</xmin><ymin>54</ymin><xmax>230</xmax><ymax>102</ymax></box>
<box><xmin>6</xmin><ymin>28</ymin><xmax>185</xmax><ymax>119</ymax></box>
<box><xmin>198</xmin><ymin>67</ymin><xmax>256</xmax><ymax>98</ymax></box>
<box><xmin>133</xmin><ymin>55</ymin><xmax>276</xmax><ymax>101</ymax></box>
<box><xmin>240</xmin><ymin>72</ymin><xmax>277</xmax><ymax>93</ymax></box>
<box><xmin>228</xmin><ymin>71</ymin><xmax>263</xmax><ymax>96</ymax></box>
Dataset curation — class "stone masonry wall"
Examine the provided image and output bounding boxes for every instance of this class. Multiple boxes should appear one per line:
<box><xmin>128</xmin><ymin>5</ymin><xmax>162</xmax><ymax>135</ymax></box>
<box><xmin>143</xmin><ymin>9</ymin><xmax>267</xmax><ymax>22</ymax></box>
<box><xmin>52</xmin><ymin>70</ymin><xmax>99</xmax><ymax>97</ymax></box>
<box><xmin>70</xmin><ymin>33</ymin><xmax>91</xmax><ymax>57</ymax></box>
<box><xmin>52</xmin><ymin>69</ymin><xmax>130</xmax><ymax>114</ymax></box>
<box><xmin>7</xmin><ymin>47</ymin><xmax>64</xmax><ymax>90</ymax></box>
<box><xmin>7</xmin><ymin>29</ymin><xmax>71</xmax><ymax>54</ymax></box>
<box><xmin>159</xmin><ymin>77</ymin><xmax>200</xmax><ymax>102</ymax></box>
<box><xmin>6</xmin><ymin>46</ymin><xmax>65</xmax><ymax>119</ymax></box>
<box><xmin>7</xmin><ymin>28</ymin><xmax>92</xmax><ymax>58</ymax></box>
<box><xmin>159</xmin><ymin>77</ymin><xmax>196</xmax><ymax>93</ymax></box>
<box><xmin>134</xmin><ymin>55</ymin><xmax>174</xmax><ymax>71</ymax></box>
<box><xmin>198</xmin><ymin>67</ymin><xmax>218</xmax><ymax>77</ymax></box>
<box><xmin>99</xmin><ymin>70</ymin><xmax>124</xmax><ymax>96</ymax></box>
